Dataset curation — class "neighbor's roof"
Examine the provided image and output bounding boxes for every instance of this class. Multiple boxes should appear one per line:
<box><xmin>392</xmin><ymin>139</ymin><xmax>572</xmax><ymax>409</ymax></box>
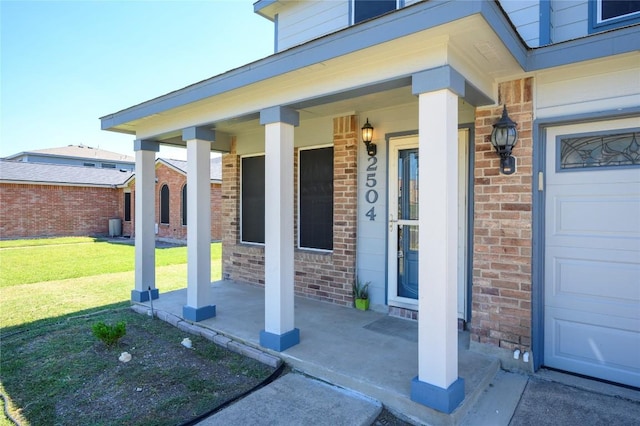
<box><xmin>159</xmin><ymin>157</ymin><xmax>222</xmax><ymax>181</ymax></box>
<box><xmin>0</xmin><ymin>160</ymin><xmax>133</xmax><ymax>187</ymax></box>
<box><xmin>4</xmin><ymin>144</ymin><xmax>135</xmax><ymax>163</ymax></box>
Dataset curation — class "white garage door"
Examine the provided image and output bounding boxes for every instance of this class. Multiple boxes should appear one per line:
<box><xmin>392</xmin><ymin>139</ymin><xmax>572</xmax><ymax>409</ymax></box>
<box><xmin>544</xmin><ymin>118</ymin><xmax>640</xmax><ymax>388</ymax></box>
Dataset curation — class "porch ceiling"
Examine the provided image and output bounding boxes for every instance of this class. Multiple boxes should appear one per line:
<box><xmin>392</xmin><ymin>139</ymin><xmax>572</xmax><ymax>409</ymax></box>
<box><xmin>104</xmin><ymin>3</ymin><xmax>524</xmax><ymax>145</ymax></box>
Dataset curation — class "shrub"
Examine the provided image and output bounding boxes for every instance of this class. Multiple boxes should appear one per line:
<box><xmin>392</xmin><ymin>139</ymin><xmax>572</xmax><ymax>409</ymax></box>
<box><xmin>92</xmin><ymin>321</ymin><xmax>126</xmax><ymax>347</ymax></box>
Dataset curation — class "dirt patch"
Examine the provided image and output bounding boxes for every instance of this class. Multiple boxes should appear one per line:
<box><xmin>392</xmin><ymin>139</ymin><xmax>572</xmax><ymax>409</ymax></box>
<box><xmin>1</xmin><ymin>309</ymin><xmax>276</xmax><ymax>426</ymax></box>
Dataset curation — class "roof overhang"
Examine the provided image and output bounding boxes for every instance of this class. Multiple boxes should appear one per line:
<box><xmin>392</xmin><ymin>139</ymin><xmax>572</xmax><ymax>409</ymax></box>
<box><xmin>0</xmin><ymin>179</ymin><xmax>125</xmax><ymax>189</ymax></box>
<box><xmin>253</xmin><ymin>0</ymin><xmax>279</xmax><ymax>22</ymax></box>
<box><xmin>100</xmin><ymin>0</ymin><xmax>639</xmax><ymax>143</ymax></box>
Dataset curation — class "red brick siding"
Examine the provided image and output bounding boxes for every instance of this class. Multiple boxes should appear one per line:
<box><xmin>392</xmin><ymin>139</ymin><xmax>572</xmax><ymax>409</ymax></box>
<box><xmin>155</xmin><ymin>163</ymin><xmax>188</xmax><ymax>241</ymax></box>
<box><xmin>222</xmin><ymin>116</ymin><xmax>359</xmax><ymax>306</ymax></box>
<box><xmin>126</xmin><ymin>163</ymin><xmax>222</xmax><ymax>242</ymax></box>
<box><xmin>210</xmin><ymin>182</ymin><xmax>222</xmax><ymax>241</ymax></box>
<box><xmin>122</xmin><ymin>188</ymin><xmax>134</xmax><ymax>237</ymax></box>
<box><xmin>0</xmin><ymin>183</ymin><xmax>121</xmax><ymax>239</ymax></box>
<box><xmin>470</xmin><ymin>78</ymin><xmax>534</xmax><ymax>351</ymax></box>
<box><xmin>1</xmin><ymin>163</ymin><xmax>222</xmax><ymax>242</ymax></box>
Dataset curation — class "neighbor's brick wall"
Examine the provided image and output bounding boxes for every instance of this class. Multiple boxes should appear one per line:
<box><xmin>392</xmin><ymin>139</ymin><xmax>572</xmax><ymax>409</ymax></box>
<box><xmin>0</xmin><ymin>183</ymin><xmax>121</xmax><ymax>239</ymax></box>
<box><xmin>470</xmin><ymin>78</ymin><xmax>534</xmax><ymax>351</ymax></box>
<box><xmin>126</xmin><ymin>163</ymin><xmax>222</xmax><ymax>242</ymax></box>
<box><xmin>222</xmin><ymin>115</ymin><xmax>358</xmax><ymax>306</ymax></box>
<box><xmin>155</xmin><ymin>162</ymin><xmax>188</xmax><ymax>241</ymax></box>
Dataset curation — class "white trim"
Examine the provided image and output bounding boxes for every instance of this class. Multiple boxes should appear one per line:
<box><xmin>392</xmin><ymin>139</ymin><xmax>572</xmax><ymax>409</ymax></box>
<box><xmin>387</xmin><ymin>135</ymin><xmax>419</xmax><ymax>309</ymax></box>
<box><xmin>596</xmin><ymin>0</ymin><xmax>640</xmax><ymax>24</ymax></box>
<box><xmin>457</xmin><ymin>128</ymin><xmax>469</xmax><ymax>320</ymax></box>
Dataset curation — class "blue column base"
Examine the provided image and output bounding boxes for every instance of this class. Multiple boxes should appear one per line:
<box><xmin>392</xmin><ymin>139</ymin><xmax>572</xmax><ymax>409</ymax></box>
<box><xmin>131</xmin><ymin>288</ymin><xmax>159</xmax><ymax>303</ymax></box>
<box><xmin>411</xmin><ymin>376</ymin><xmax>465</xmax><ymax>414</ymax></box>
<box><xmin>183</xmin><ymin>305</ymin><xmax>216</xmax><ymax>322</ymax></box>
<box><xmin>259</xmin><ymin>328</ymin><xmax>300</xmax><ymax>352</ymax></box>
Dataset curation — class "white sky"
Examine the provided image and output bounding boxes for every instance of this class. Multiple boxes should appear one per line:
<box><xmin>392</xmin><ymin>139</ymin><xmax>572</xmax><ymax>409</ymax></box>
<box><xmin>1</xmin><ymin>0</ymin><xmax>274</xmax><ymax>160</ymax></box>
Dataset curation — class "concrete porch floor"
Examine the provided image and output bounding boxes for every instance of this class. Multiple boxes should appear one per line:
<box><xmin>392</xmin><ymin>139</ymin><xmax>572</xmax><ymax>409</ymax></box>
<box><xmin>141</xmin><ymin>280</ymin><xmax>500</xmax><ymax>425</ymax></box>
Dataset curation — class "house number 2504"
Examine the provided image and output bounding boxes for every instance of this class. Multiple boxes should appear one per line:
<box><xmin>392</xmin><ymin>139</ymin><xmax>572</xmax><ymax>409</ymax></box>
<box><xmin>365</xmin><ymin>156</ymin><xmax>378</xmax><ymax>221</ymax></box>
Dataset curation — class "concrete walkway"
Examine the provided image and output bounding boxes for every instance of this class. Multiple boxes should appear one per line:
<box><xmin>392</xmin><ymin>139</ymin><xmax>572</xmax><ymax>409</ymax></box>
<box><xmin>134</xmin><ymin>280</ymin><xmax>640</xmax><ymax>425</ymax></box>
<box><xmin>197</xmin><ymin>372</ymin><xmax>382</xmax><ymax>426</ymax></box>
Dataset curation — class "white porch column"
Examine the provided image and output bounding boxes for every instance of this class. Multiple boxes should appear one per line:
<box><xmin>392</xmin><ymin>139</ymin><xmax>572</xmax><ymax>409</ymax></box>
<box><xmin>259</xmin><ymin>106</ymin><xmax>300</xmax><ymax>351</ymax></box>
<box><xmin>132</xmin><ymin>139</ymin><xmax>159</xmax><ymax>302</ymax></box>
<box><xmin>410</xmin><ymin>67</ymin><xmax>465</xmax><ymax>413</ymax></box>
<box><xmin>182</xmin><ymin>127</ymin><xmax>216</xmax><ymax>321</ymax></box>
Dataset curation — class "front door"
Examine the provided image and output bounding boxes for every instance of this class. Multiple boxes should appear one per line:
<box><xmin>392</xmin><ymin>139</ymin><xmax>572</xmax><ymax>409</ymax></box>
<box><xmin>388</xmin><ymin>137</ymin><xmax>420</xmax><ymax>308</ymax></box>
<box><xmin>387</xmin><ymin>131</ymin><xmax>469</xmax><ymax>316</ymax></box>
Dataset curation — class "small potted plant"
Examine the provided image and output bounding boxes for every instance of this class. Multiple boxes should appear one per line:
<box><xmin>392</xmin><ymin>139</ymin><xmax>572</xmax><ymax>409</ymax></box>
<box><xmin>353</xmin><ymin>278</ymin><xmax>370</xmax><ymax>311</ymax></box>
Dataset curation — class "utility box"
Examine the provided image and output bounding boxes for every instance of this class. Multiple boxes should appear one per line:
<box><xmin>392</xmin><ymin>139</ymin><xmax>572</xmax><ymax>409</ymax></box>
<box><xmin>109</xmin><ymin>218</ymin><xmax>122</xmax><ymax>237</ymax></box>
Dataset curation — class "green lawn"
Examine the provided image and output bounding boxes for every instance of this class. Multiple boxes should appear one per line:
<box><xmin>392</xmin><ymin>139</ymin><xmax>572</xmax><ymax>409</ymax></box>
<box><xmin>0</xmin><ymin>238</ymin><xmax>222</xmax><ymax>330</ymax></box>
<box><xmin>0</xmin><ymin>238</ymin><xmax>266</xmax><ymax>426</ymax></box>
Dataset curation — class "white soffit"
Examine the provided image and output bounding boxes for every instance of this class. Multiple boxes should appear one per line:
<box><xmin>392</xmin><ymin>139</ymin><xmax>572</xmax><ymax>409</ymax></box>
<box><xmin>131</xmin><ymin>15</ymin><xmax>520</xmax><ymax>140</ymax></box>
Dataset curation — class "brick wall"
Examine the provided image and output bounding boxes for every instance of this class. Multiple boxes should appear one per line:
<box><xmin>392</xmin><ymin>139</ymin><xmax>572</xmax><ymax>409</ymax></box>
<box><xmin>126</xmin><ymin>163</ymin><xmax>222</xmax><ymax>242</ymax></box>
<box><xmin>0</xmin><ymin>183</ymin><xmax>121</xmax><ymax>239</ymax></box>
<box><xmin>155</xmin><ymin>163</ymin><xmax>188</xmax><ymax>241</ymax></box>
<box><xmin>470</xmin><ymin>78</ymin><xmax>534</xmax><ymax>351</ymax></box>
<box><xmin>222</xmin><ymin>115</ymin><xmax>358</xmax><ymax>306</ymax></box>
<box><xmin>0</xmin><ymin>163</ymin><xmax>222</xmax><ymax>242</ymax></box>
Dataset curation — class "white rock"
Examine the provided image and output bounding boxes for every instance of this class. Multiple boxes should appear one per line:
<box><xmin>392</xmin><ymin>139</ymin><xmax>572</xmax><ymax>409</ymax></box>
<box><xmin>119</xmin><ymin>352</ymin><xmax>132</xmax><ymax>363</ymax></box>
<box><xmin>181</xmin><ymin>338</ymin><xmax>192</xmax><ymax>348</ymax></box>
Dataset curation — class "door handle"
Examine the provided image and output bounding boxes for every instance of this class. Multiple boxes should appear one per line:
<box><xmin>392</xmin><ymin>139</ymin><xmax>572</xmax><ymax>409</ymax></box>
<box><xmin>389</xmin><ymin>215</ymin><xmax>398</xmax><ymax>232</ymax></box>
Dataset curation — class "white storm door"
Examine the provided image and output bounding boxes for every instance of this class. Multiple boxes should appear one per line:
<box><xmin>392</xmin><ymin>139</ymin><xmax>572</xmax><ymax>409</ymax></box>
<box><xmin>387</xmin><ymin>132</ymin><xmax>468</xmax><ymax>315</ymax></box>
<box><xmin>388</xmin><ymin>137</ymin><xmax>420</xmax><ymax>309</ymax></box>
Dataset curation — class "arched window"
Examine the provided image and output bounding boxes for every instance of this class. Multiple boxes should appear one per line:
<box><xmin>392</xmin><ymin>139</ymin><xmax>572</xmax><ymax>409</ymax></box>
<box><xmin>181</xmin><ymin>184</ymin><xmax>187</xmax><ymax>226</ymax></box>
<box><xmin>160</xmin><ymin>184</ymin><xmax>170</xmax><ymax>224</ymax></box>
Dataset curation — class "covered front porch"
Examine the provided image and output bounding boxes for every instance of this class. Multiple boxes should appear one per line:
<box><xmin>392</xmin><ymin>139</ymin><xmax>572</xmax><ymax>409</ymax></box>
<box><xmin>138</xmin><ymin>279</ymin><xmax>499</xmax><ymax>425</ymax></box>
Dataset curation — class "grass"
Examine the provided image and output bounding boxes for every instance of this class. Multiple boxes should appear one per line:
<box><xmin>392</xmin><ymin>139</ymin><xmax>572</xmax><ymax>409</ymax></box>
<box><xmin>0</xmin><ymin>238</ymin><xmax>221</xmax><ymax>330</ymax></box>
<box><xmin>0</xmin><ymin>236</ymin><xmax>98</xmax><ymax>248</ymax></box>
<box><xmin>0</xmin><ymin>238</ymin><xmax>273</xmax><ymax>426</ymax></box>
<box><xmin>0</xmin><ymin>238</ymin><xmax>221</xmax><ymax>288</ymax></box>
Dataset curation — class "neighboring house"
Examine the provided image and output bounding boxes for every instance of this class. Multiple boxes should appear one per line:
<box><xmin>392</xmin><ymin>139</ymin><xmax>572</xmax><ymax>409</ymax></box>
<box><xmin>99</xmin><ymin>0</ymin><xmax>640</xmax><ymax>413</ymax></box>
<box><xmin>0</xmin><ymin>157</ymin><xmax>222</xmax><ymax>242</ymax></box>
<box><xmin>4</xmin><ymin>144</ymin><xmax>136</xmax><ymax>171</ymax></box>
<box><xmin>0</xmin><ymin>160</ymin><xmax>132</xmax><ymax>238</ymax></box>
<box><xmin>121</xmin><ymin>157</ymin><xmax>223</xmax><ymax>242</ymax></box>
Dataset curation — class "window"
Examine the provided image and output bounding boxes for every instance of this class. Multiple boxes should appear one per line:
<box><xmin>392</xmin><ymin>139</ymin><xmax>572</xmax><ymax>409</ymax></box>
<box><xmin>83</xmin><ymin>162</ymin><xmax>96</xmax><ymax>167</ymax></box>
<box><xmin>299</xmin><ymin>147</ymin><xmax>333</xmax><ymax>251</ymax></box>
<box><xmin>124</xmin><ymin>192</ymin><xmax>131</xmax><ymax>222</ymax></box>
<box><xmin>102</xmin><ymin>163</ymin><xmax>116</xmax><ymax>169</ymax></box>
<box><xmin>241</xmin><ymin>156</ymin><xmax>265</xmax><ymax>244</ymax></box>
<box><xmin>590</xmin><ymin>0</ymin><xmax>640</xmax><ymax>32</ymax></box>
<box><xmin>160</xmin><ymin>184</ymin><xmax>170</xmax><ymax>224</ymax></box>
<box><xmin>559</xmin><ymin>130</ymin><xmax>640</xmax><ymax>170</ymax></box>
<box><xmin>354</xmin><ymin>0</ymin><xmax>397</xmax><ymax>24</ymax></box>
<box><xmin>181</xmin><ymin>184</ymin><xmax>187</xmax><ymax>226</ymax></box>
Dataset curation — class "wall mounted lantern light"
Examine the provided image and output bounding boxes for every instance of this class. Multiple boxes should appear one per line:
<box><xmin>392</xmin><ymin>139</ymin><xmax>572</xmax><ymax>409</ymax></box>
<box><xmin>362</xmin><ymin>118</ymin><xmax>376</xmax><ymax>156</ymax></box>
<box><xmin>490</xmin><ymin>105</ymin><xmax>519</xmax><ymax>175</ymax></box>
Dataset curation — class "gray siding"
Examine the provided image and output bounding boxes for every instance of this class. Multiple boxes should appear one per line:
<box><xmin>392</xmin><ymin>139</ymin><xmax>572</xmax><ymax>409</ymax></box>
<box><xmin>277</xmin><ymin>1</ymin><xmax>348</xmax><ymax>52</ymax></box>
<box><xmin>499</xmin><ymin>0</ymin><xmax>541</xmax><ymax>47</ymax></box>
<box><xmin>551</xmin><ymin>0</ymin><xmax>588</xmax><ymax>43</ymax></box>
